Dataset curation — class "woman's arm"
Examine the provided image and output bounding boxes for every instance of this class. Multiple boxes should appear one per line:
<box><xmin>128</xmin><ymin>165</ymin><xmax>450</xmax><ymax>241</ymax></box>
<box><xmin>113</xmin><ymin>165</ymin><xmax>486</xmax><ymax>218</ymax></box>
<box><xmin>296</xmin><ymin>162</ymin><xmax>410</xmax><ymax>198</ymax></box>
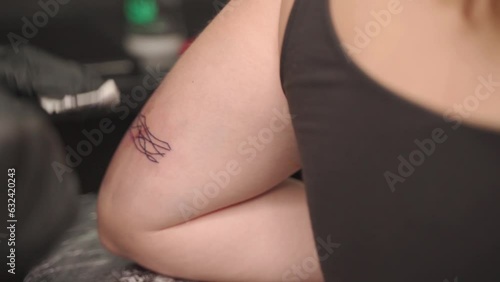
<box><xmin>97</xmin><ymin>1</ymin><xmax>322</xmax><ymax>280</ymax></box>
<box><xmin>98</xmin><ymin>0</ymin><xmax>296</xmax><ymax>234</ymax></box>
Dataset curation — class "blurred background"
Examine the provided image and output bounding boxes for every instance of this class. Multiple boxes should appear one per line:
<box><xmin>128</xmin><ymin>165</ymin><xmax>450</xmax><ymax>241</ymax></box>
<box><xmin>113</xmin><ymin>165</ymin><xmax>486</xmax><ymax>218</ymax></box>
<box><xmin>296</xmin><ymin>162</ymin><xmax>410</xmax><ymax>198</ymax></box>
<box><xmin>0</xmin><ymin>0</ymin><xmax>229</xmax><ymax>194</ymax></box>
<box><xmin>0</xmin><ymin>1</ymin><xmax>231</xmax><ymax>281</ymax></box>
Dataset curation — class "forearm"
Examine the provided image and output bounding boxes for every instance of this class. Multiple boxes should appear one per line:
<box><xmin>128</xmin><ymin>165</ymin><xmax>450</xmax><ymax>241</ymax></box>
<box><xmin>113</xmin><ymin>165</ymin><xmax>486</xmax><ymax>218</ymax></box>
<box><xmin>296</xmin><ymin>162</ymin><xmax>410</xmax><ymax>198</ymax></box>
<box><xmin>106</xmin><ymin>179</ymin><xmax>321</xmax><ymax>282</ymax></box>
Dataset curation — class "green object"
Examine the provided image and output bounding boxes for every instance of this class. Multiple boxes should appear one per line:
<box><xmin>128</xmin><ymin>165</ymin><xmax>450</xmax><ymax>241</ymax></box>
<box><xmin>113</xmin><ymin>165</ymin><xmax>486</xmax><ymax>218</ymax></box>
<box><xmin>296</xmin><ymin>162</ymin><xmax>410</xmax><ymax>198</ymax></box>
<box><xmin>125</xmin><ymin>0</ymin><xmax>159</xmax><ymax>25</ymax></box>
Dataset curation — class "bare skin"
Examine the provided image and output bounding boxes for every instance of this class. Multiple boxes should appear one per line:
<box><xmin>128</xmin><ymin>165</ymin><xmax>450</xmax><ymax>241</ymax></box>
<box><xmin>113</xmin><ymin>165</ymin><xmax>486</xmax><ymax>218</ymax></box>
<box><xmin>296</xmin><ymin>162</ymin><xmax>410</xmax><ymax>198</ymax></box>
<box><xmin>97</xmin><ymin>0</ymin><xmax>500</xmax><ymax>281</ymax></box>
<box><xmin>98</xmin><ymin>1</ymin><xmax>319</xmax><ymax>281</ymax></box>
<box><xmin>328</xmin><ymin>0</ymin><xmax>500</xmax><ymax>131</ymax></box>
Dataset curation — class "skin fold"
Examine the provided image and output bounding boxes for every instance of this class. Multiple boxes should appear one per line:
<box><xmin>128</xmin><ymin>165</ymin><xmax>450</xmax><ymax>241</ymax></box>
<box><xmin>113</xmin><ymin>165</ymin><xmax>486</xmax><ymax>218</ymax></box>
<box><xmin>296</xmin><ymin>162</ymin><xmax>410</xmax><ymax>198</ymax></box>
<box><xmin>97</xmin><ymin>0</ymin><xmax>500</xmax><ymax>281</ymax></box>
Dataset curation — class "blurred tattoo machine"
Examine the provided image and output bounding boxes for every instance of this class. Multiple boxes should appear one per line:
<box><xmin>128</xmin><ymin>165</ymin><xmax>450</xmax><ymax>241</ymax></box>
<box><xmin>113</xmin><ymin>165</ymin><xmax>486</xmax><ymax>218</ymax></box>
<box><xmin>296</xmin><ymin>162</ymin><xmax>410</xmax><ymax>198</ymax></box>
<box><xmin>0</xmin><ymin>45</ymin><xmax>120</xmax><ymax>114</ymax></box>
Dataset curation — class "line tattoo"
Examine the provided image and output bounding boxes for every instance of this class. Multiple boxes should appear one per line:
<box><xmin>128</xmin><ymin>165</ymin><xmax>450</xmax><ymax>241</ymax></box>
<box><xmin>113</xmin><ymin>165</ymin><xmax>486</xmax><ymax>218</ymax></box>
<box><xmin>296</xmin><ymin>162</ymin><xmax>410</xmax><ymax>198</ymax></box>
<box><xmin>129</xmin><ymin>114</ymin><xmax>172</xmax><ymax>163</ymax></box>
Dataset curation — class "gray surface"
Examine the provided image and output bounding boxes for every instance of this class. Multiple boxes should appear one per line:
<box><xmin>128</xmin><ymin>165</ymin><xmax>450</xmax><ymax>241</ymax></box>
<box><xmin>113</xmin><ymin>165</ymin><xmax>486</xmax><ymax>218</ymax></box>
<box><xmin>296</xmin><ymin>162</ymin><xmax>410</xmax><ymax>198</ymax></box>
<box><xmin>25</xmin><ymin>194</ymin><xmax>194</xmax><ymax>282</ymax></box>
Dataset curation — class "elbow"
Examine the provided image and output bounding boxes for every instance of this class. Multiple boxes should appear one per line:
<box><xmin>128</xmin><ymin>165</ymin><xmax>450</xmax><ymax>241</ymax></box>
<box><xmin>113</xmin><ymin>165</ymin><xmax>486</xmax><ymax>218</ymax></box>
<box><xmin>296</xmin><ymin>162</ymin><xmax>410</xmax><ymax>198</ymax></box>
<box><xmin>97</xmin><ymin>199</ymin><xmax>126</xmax><ymax>257</ymax></box>
<box><xmin>96</xmin><ymin>161</ymin><xmax>184</xmax><ymax>258</ymax></box>
<box><xmin>97</xmin><ymin>224</ymin><xmax>124</xmax><ymax>257</ymax></box>
<box><xmin>96</xmin><ymin>177</ymin><xmax>165</xmax><ymax>259</ymax></box>
<box><xmin>97</xmin><ymin>184</ymin><xmax>135</xmax><ymax>258</ymax></box>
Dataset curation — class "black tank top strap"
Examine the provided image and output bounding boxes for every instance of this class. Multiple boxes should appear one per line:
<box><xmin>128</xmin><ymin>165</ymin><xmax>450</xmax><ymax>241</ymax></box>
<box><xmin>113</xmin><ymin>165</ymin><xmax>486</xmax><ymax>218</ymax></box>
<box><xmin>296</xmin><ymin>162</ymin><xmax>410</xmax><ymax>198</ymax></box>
<box><xmin>281</xmin><ymin>0</ymin><xmax>356</xmax><ymax>94</ymax></box>
<box><xmin>279</xmin><ymin>0</ymin><xmax>500</xmax><ymax>281</ymax></box>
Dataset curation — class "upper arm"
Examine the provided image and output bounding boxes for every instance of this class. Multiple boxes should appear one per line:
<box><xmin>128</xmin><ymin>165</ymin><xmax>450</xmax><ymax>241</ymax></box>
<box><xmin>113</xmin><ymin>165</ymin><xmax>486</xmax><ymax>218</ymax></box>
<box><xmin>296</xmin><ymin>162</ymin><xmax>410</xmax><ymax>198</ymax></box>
<box><xmin>279</xmin><ymin>0</ymin><xmax>295</xmax><ymax>50</ymax></box>
<box><xmin>97</xmin><ymin>0</ymin><xmax>300</xmax><ymax>242</ymax></box>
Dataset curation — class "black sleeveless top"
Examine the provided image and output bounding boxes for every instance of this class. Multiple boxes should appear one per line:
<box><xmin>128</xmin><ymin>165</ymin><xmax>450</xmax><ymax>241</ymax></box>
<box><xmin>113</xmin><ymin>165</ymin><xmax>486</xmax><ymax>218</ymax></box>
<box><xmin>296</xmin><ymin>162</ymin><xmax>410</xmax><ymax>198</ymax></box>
<box><xmin>281</xmin><ymin>0</ymin><xmax>500</xmax><ymax>281</ymax></box>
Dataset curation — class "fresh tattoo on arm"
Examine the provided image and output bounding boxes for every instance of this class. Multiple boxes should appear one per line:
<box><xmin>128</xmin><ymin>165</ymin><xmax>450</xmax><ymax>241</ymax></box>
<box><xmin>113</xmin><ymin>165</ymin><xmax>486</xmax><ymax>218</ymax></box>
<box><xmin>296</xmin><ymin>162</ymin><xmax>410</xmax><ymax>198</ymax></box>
<box><xmin>129</xmin><ymin>114</ymin><xmax>172</xmax><ymax>163</ymax></box>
